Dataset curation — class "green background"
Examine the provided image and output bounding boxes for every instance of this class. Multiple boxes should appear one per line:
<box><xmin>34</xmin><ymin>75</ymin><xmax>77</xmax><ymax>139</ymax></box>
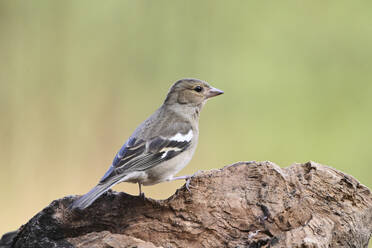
<box><xmin>1</xmin><ymin>1</ymin><xmax>371</xmax><ymax>243</ymax></box>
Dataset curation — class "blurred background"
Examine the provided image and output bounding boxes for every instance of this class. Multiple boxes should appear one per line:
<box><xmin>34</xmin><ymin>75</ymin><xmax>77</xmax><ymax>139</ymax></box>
<box><xmin>1</xmin><ymin>0</ymin><xmax>372</xmax><ymax>239</ymax></box>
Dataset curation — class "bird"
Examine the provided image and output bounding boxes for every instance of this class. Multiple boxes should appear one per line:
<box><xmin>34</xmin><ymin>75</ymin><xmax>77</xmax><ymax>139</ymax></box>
<box><xmin>70</xmin><ymin>78</ymin><xmax>223</xmax><ymax>209</ymax></box>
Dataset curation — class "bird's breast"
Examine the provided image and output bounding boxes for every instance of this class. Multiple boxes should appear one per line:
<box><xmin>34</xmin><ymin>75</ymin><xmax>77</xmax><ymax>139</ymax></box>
<box><xmin>142</xmin><ymin>141</ymin><xmax>198</xmax><ymax>185</ymax></box>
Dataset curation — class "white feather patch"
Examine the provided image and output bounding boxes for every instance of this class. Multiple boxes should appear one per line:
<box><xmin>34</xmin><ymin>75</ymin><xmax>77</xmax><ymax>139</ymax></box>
<box><xmin>161</xmin><ymin>151</ymin><xmax>168</xmax><ymax>159</ymax></box>
<box><xmin>160</xmin><ymin>147</ymin><xmax>183</xmax><ymax>158</ymax></box>
<box><xmin>160</xmin><ymin>147</ymin><xmax>183</xmax><ymax>152</ymax></box>
<box><xmin>169</xmin><ymin>130</ymin><xmax>193</xmax><ymax>142</ymax></box>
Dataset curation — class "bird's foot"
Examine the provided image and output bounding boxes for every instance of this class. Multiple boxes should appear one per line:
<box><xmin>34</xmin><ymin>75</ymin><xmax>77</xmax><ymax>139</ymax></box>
<box><xmin>139</xmin><ymin>192</ymin><xmax>145</xmax><ymax>200</ymax></box>
<box><xmin>185</xmin><ymin>177</ymin><xmax>192</xmax><ymax>192</ymax></box>
<box><xmin>171</xmin><ymin>171</ymin><xmax>200</xmax><ymax>193</ymax></box>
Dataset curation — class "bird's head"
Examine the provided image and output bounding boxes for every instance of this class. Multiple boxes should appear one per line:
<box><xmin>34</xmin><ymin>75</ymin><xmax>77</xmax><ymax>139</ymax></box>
<box><xmin>164</xmin><ymin>78</ymin><xmax>223</xmax><ymax>108</ymax></box>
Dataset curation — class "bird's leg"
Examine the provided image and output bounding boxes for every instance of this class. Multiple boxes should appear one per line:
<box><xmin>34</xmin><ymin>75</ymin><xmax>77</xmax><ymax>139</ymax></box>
<box><xmin>138</xmin><ymin>182</ymin><xmax>145</xmax><ymax>199</ymax></box>
<box><xmin>171</xmin><ymin>175</ymin><xmax>191</xmax><ymax>191</ymax></box>
<box><xmin>169</xmin><ymin>171</ymin><xmax>199</xmax><ymax>192</ymax></box>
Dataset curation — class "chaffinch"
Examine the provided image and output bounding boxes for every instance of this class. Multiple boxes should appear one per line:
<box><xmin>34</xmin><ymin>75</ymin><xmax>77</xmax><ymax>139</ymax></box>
<box><xmin>70</xmin><ymin>78</ymin><xmax>223</xmax><ymax>209</ymax></box>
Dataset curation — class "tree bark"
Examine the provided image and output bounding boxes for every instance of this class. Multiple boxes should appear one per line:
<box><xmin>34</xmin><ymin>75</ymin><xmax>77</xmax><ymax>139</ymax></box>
<box><xmin>2</xmin><ymin>161</ymin><xmax>372</xmax><ymax>248</ymax></box>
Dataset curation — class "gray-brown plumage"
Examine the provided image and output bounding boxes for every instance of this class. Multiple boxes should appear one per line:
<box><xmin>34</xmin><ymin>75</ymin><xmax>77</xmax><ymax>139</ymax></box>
<box><xmin>70</xmin><ymin>78</ymin><xmax>223</xmax><ymax>210</ymax></box>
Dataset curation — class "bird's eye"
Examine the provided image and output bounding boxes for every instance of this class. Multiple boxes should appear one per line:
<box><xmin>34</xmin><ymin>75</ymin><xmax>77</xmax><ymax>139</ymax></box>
<box><xmin>194</xmin><ymin>86</ymin><xmax>203</xmax><ymax>92</ymax></box>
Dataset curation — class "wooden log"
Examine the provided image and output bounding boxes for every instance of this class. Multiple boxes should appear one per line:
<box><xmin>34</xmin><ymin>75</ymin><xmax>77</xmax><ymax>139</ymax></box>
<box><xmin>2</xmin><ymin>161</ymin><xmax>372</xmax><ymax>248</ymax></box>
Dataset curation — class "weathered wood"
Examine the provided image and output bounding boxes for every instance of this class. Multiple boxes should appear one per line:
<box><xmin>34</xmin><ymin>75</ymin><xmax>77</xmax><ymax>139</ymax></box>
<box><xmin>3</xmin><ymin>161</ymin><xmax>372</xmax><ymax>247</ymax></box>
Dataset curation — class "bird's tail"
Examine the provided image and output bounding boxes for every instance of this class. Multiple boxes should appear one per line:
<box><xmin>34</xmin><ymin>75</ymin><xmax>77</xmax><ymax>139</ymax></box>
<box><xmin>69</xmin><ymin>177</ymin><xmax>122</xmax><ymax>210</ymax></box>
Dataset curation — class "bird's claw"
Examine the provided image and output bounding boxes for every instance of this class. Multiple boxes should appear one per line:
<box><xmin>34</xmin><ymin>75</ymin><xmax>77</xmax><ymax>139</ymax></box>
<box><xmin>185</xmin><ymin>177</ymin><xmax>192</xmax><ymax>192</ymax></box>
<box><xmin>185</xmin><ymin>171</ymin><xmax>200</xmax><ymax>192</ymax></box>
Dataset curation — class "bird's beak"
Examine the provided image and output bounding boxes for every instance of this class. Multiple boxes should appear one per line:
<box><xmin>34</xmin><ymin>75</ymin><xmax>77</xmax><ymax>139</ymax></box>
<box><xmin>206</xmin><ymin>87</ymin><xmax>224</xmax><ymax>99</ymax></box>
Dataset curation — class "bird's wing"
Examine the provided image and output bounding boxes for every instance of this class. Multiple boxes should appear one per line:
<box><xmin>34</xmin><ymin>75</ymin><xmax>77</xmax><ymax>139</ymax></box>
<box><xmin>99</xmin><ymin>130</ymin><xmax>193</xmax><ymax>183</ymax></box>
